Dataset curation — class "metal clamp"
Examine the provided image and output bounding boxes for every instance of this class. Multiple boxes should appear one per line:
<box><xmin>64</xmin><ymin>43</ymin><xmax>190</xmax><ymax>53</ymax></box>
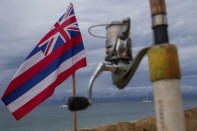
<box><xmin>152</xmin><ymin>14</ymin><xmax>168</xmax><ymax>27</ymax></box>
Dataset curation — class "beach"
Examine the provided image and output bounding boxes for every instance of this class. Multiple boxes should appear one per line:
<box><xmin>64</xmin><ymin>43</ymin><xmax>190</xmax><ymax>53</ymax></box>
<box><xmin>78</xmin><ymin>108</ymin><xmax>197</xmax><ymax>131</ymax></box>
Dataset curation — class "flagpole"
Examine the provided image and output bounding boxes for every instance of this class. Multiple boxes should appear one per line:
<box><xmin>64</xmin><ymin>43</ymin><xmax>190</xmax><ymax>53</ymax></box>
<box><xmin>72</xmin><ymin>73</ymin><xmax>78</xmax><ymax>131</ymax></box>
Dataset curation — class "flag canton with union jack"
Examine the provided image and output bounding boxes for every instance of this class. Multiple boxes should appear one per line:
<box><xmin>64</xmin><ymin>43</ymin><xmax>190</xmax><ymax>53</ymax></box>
<box><xmin>38</xmin><ymin>4</ymin><xmax>81</xmax><ymax>56</ymax></box>
<box><xmin>1</xmin><ymin>3</ymin><xmax>86</xmax><ymax>120</ymax></box>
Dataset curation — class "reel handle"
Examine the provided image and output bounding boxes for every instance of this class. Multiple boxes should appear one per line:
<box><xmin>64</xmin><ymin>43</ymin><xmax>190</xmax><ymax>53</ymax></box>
<box><xmin>68</xmin><ymin>96</ymin><xmax>90</xmax><ymax>111</ymax></box>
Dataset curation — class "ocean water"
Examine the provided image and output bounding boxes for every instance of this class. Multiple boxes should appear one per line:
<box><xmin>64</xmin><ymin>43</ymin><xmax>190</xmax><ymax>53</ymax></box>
<box><xmin>0</xmin><ymin>99</ymin><xmax>197</xmax><ymax>131</ymax></box>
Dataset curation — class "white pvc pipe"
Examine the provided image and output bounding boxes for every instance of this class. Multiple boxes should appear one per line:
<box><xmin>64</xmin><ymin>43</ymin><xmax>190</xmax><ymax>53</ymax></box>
<box><xmin>153</xmin><ymin>79</ymin><xmax>186</xmax><ymax>131</ymax></box>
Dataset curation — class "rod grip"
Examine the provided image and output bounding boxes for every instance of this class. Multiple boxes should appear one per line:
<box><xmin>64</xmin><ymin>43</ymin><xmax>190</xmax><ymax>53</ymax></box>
<box><xmin>150</xmin><ymin>0</ymin><xmax>167</xmax><ymax>16</ymax></box>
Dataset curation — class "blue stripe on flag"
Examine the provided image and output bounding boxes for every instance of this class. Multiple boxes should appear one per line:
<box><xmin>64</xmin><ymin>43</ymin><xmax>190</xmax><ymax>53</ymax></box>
<box><xmin>3</xmin><ymin>42</ymin><xmax>84</xmax><ymax>105</ymax></box>
<box><xmin>25</xmin><ymin>46</ymin><xmax>40</xmax><ymax>60</ymax></box>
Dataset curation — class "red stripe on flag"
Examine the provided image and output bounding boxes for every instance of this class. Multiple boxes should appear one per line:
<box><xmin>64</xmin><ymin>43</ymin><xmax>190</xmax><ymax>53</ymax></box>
<box><xmin>12</xmin><ymin>58</ymin><xmax>86</xmax><ymax>120</ymax></box>
<box><xmin>2</xmin><ymin>34</ymin><xmax>82</xmax><ymax>98</ymax></box>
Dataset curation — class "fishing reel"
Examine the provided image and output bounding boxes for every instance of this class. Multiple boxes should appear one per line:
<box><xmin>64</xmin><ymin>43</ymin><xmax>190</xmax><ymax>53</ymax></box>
<box><xmin>89</xmin><ymin>18</ymin><xmax>134</xmax><ymax>89</ymax></box>
<box><xmin>68</xmin><ymin>18</ymin><xmax>150</xmax><ymax>111</ymax></box>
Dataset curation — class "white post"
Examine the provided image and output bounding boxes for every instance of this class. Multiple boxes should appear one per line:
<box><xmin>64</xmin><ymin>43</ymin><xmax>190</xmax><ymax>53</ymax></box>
<box><xmin>153</xmin><ymin>79</ymin><xmax>185</xmax><ymax>130</ymax></box>
<box><xmin>148</xmin><ymin>44</ymin><xmax>186</xmax><ymax>131</ymax></box>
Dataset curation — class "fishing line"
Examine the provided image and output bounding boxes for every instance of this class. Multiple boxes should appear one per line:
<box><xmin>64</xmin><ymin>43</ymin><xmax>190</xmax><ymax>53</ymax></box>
<box><xmin>88</xmin><ymin>24</ymin><xmax>108</xmax><ymax>39</ymax></box>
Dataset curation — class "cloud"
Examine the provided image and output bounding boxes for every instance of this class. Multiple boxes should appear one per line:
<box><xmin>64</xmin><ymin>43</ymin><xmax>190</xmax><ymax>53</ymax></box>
<box><xmin>0</xmin><ymin>0</ymin><xmax>197</xmax><ymax>102</ymax></box>
<box><xmin>178</xmin><ymin>44</ymin><xmax>197</xmax><ymax>84</ymax></box>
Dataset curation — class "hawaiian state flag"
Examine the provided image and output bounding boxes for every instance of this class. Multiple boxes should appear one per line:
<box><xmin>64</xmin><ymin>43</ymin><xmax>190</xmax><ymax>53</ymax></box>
<box><xmin>1</xmin><ymin>3</ymin><xmax>86</xmax><ymax>120</ymax></box>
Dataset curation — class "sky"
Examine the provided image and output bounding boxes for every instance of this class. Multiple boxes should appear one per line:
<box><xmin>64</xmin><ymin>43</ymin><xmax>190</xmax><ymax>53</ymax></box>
<box><xmin>0</xmin><ymin>0</ymin><xmax>197</xmax><ymax>106</ymax></box>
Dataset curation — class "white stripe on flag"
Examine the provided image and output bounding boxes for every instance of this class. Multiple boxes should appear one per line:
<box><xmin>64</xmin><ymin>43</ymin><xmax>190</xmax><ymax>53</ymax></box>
<box><xmin>59</xmin><ymin>50</ymin><xmax>85</xmax><ymax>74</ymax></box>
<box><xmin>12</xmin><ymin>51</ymin><xmax>45</xmax><ymax>79</ymax></box>
<box><xmin>7</xmin><ymin>50</ymin><xmax>85</xmax><ymax>113</ymax></box>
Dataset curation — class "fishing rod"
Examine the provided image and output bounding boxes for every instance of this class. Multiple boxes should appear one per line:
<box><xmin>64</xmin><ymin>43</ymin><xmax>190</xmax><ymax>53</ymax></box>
<box><xmin>68</xmin><ymin>0</ymin><xmax>186</xmax><ymax>131</ymax></box>
<box><xmin>147</xmin><ymin>0</ymin><xmax>185</xmax><ymax>130</ymax></box>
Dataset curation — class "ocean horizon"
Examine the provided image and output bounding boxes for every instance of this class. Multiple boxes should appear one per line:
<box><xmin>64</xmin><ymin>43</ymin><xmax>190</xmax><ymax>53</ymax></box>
<box><xmin>0</xmin><ymin>98</ymin><xmax>197</xmax><ymax>131</ymax></box>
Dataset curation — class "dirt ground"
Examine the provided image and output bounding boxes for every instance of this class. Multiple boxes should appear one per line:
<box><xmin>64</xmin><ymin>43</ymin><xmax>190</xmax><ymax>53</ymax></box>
<box><xmin>78</xmin><ymin>108</ymin><xmax>197</xmax><ymax>131</ymax></box>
